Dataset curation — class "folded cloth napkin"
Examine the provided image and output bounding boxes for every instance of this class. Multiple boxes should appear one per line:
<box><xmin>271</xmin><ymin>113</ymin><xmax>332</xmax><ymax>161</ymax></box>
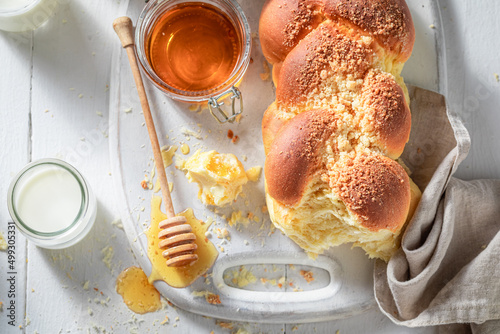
<box><xmin>374</xmin><ymin>87</ymin><xmax>500</xmax><ymax>332</ymax></box>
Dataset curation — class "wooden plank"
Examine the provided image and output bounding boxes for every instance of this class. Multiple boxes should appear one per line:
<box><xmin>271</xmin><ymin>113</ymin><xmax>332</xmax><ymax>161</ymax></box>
<box><xmin>0</xmin><ymin>29</ymin><xmax>32</xmax><ymax>333</ymax></box>
<box><xmin>24</xmin><ymin>0</ymin><xmax>137</xmax><ymax>332</ymax></box>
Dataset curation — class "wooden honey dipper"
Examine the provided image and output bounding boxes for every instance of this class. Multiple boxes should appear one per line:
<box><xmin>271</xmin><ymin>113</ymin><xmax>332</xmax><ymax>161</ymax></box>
<box><xmin>113</xmin><ymin>17</ymin><xmax>198</xmax><ymax>267</ymax></box>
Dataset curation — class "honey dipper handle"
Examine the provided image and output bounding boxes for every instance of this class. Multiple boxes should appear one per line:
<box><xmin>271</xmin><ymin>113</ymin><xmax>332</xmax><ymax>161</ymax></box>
<box><xmin>113</xmin><ymin>16</ymin><xmax>176</xmax><ymax>218</ymax></box>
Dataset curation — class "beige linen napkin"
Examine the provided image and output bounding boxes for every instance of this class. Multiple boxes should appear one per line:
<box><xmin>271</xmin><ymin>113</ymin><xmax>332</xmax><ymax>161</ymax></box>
<box><xmin>374</xmin><ymin>86</ymin><xmax>500</xmax><ymax>332</ymax></box>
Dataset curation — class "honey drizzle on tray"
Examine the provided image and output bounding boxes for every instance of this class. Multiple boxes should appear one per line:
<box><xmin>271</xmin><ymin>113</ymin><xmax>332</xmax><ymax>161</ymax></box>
<box><xmin>146</xmin><ymin>196</ymin><xmax>218</xmax><ymax>288</ymax></box>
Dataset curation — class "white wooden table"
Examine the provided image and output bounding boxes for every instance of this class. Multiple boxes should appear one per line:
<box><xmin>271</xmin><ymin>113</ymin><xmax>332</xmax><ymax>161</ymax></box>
<box><xmin>1</xmin><ymin>0</ymin><xmax>498</xmax><ymax>333</ymax></box>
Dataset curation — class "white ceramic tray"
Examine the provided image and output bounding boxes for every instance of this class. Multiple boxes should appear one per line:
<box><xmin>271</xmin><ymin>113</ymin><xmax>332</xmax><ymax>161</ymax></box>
<box><xmin>109</xmin><ymin>0</ymin><xmax>446</xmax><ymax>324</ymax></box>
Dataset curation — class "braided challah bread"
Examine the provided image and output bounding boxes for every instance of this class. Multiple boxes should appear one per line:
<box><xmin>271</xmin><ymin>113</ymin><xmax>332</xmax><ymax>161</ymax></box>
<box><xmin>259</xmin><ymin>0</ymin><xmax>421</xmax><ymax>261</ymax></box>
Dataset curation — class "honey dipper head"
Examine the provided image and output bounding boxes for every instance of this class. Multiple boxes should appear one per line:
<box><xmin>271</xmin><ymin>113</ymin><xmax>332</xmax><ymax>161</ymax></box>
<box><xmin>158</xmin><ymin>216</ymin><xmax>199</xmax><ymax>267</ymax></box>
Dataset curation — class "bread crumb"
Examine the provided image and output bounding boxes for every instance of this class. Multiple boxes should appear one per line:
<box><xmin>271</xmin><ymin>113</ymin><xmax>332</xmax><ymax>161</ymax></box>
<box><xmin>278</xmin><ymin>276</ymin><xmax>286</xmax><ymax>288</ymax></box>
<box><xmin>206</xmin><ymin>293</ymin><xmax>221</xmax><ymax>305</ymax></box>
<box><xmin>174</xmin><ymin>154</ymin><xmax>186</xmax><ymax>170</ymax></box>
<box><xmin>111</xmin><ymin>218</ymin><xmax>123</xmax><ymax>230</ymax></box>
<box><xmin>124</xmin><ymin>107</ymin><xmax>132</xmax><ymax>113</ymax></box>
<box><xmin>188</xmin><ymin>104</ymin><xmax>201</xmax><ymax>112</ymax></box>
<box><xmin>494</xmin><ymin>73</ymin><xmax>499</xmax><ymax>82</ymax></box>
<box><xmin>181</xmin><ymin>127</ymin><xmax>202</xmax><ymax>140</ymax></box>
<box><xmin>0</xmin><ymin>232</ymin><xmax>7</xmax><ymax>250</ymax></box>
<box><xmin>228</xmin><ymin>211</ymin><xmax>250</xmax><ymax>227</ymax></box>
<box><xmin>260</xmin><ymin>72</ymin><xmax>270</xmax><ymax>81</ymax></box>
<box><xmin>246</xmin><ymin>166</ymin><xmax>262</xmax><ymax>182</ymax></box>
<box><xmin>260</xmin><ymin>60</ymin><xmax>271</xmax><ymax>81</ymax></box>
<box><xmin>300</xmin><ymin>270</ymin><xmax>314</xmax><ymax>283</ymax></box>
<box><xmin>101</xmin><ymin>246</ymin><xmax>114</xmax><ymax>270</ymax></box>
<box><xmin>217</xmin><ymin>321</ymin><xmax>233</xmax><ymax>329</ymax></box>
<box><xmin>227</xmin><ymin>129</ymin><xmax>234</xmax><ymax>139</ymax></box>
<box><xmin>227</xmin><ymin>266</ymin><xmax>257</xmax><ymax>287</ymax></box>
<box><xmin>193</xmin><ymin>291</ymin><xmax>221</xmax><ymax>304</ymax></box>
<box><xmin>218</xmin><ymin>228</ymin><xmax>230</xmax><ymax>239</ymax></box>
<box><xmin>429</xmin><ymin>24</ymin><xmax>436</xmax><ymax>29</ymax></box>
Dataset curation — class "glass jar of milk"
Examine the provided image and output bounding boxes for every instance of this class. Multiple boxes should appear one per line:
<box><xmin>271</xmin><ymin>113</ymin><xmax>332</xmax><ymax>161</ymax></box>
<box><xmin>0</xmin><ymin>0</ymin><xmax>59</xmax><ymax>32</ymax></box>
<box><xmin>7</xmin><ymin>159</ymin><xmax>97</xmax><ymax>249</ymax></box>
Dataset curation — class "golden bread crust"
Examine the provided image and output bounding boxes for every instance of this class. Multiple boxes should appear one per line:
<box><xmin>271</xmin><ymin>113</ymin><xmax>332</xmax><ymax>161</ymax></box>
<box><xmin>359</xmin><ymin>70</ymin><xmax>411</xmax><ymax>158</ymax></box>
<box><xmin>259</xmin><ymin>0</ymin><xmax>322</xmax><ymax>65</ymax></box>
<box><xmin>262</xmin><ymin>102</ymin><xmax>287</xmax><ymax>153</ymax></box>
<box><xmin>329</xmin><ymin>152</ymin><xmax>410</xmax><ymax>232</ymax></box>
<box><xmin>265</xmin><ymin>108</ymin><xmax>338</xmax><ymax>206</ymax></box>
<box><xmin>276</xmin><ymin>22</ymin><xmax>374</xmax><ymax>105</ymax></box>
<box><xmin>259</xmin><ymin>0</ymin><xmax>415</xmax><ymax>65</ymax></box>
<box><xmin>323</xmin><ymin>0</ymin><xmax>415</xmax><ymax>62</ymax></box>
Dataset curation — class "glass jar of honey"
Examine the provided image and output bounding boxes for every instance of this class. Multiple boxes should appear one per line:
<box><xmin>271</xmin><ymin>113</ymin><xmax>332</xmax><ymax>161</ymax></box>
<box><xmin>135</xmin><ymin>0</ymin><xmax>251</xmax><ymax>123</ymax></box>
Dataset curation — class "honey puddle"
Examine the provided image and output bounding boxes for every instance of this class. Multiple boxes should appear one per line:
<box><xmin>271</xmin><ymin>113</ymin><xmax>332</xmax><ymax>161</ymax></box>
<box><xmin>116</xmin><ymin>266</ymin><xmax>162</xmax><ymax>314</ymax></box>
<box><xmin>146</xmin><ymin>196</ymin><xmax>218</xmax><ymax>288</ymax></box>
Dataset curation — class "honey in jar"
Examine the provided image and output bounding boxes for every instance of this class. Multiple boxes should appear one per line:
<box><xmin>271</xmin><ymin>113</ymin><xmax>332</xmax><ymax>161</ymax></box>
<box><xmin>145</xmin><ymin>2</ymin><xmax>242</xmax><ymax>93</ymax></box>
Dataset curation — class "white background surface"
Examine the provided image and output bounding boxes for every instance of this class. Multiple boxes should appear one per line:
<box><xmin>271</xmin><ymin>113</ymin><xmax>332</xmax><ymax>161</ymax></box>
<box><xmin>0</xmin><ymin>0</ymin><xmax>498</xmax><ymax>333</ymax></box>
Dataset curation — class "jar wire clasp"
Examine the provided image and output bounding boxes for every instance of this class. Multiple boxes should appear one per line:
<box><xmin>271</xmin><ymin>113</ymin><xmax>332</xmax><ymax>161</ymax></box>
<box><xmin>208</xmin><ymin>86</ymin><xmax>243</xmax><ymax>123</ymax></box>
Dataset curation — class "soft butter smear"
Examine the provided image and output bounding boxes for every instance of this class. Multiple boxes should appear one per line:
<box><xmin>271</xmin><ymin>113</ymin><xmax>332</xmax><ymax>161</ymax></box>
<box><xmin>182</xmin><ymin>150</ymin><xmax>249</xmax><ymax>206</ymax></box>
